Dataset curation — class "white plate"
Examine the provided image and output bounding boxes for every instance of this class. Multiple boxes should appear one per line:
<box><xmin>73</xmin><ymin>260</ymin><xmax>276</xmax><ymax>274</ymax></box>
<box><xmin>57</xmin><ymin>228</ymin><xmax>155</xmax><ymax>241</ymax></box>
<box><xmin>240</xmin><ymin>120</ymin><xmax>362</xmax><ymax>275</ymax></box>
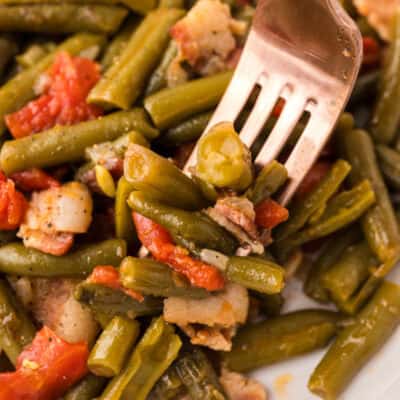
<box><xmin>250</xmin><ymin>276</ymin><xmax>400</xmax><ymax>400</ymax></box>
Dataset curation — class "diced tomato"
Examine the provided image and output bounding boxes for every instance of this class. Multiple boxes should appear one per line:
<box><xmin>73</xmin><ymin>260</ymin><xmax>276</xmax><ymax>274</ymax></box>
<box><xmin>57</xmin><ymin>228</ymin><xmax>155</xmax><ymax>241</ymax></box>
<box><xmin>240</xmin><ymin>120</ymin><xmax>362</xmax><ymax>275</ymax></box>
<box><xmin>133</xmin><ymin>212</ymin><xmax>225</xmax><ymax>291</ymax></box>
<box><xmin>0</xmin><ymin>326</ymin><xmax>89</xmax><ymax>400</ymax></box>
<box><xmin>255</xmin><ymin>198</ymin><xmax>289</xmax><ymax>229</ymax></box>
<box><xmin>296</xmin><ymin>161</ymin><xmax>331</xmax><ymax>199</ymax></box>
<box><xmin>11</xmin><ymin>168</ymin><xmax>60</xmax><ymax>192</ymax></box>
<box><xmin>0</xmin><ymin>172</ymin><xmax>27</xmax><ymax>230</ymax></box>
<box><xmin>362</xmin><ymin>36</ymin><xmax>381</xmax><ymax>67</ymax></box>
<box><xmin>5</xmin><ymin>52</ymin><xmax>103</xmax><ymax>139</ymax></box>
<box><xmin>87</xmin><ymin>265</ymin><xmax>144</xmax><ymax>302</ymax></box>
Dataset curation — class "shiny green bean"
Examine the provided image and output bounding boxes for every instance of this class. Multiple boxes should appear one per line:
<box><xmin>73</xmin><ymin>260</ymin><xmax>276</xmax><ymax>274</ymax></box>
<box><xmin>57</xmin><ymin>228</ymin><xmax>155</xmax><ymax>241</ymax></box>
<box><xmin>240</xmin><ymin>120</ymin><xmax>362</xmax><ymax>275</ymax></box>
<box><xmin>16</xmin><ymin>43</ymin><xmax>53</xmax><ymax>69</ymax></box>
<box><xmin>309</xmin><ymin>281</ymin><xmax>400</xmax><ymax>400</ymax></box>
<box><xmin>99</xmin><ymin>317</ymin><xmax>182</xmax><ymax>400</ymax></box>
<box><xmin>88</xmin><ymin>317</ymin><xmax>140</xmax><ymax>377</ymax></box>
<box><xmin>0</xmin><ymin>4</ymin><xmax>128</xmax><ymax>35</ymax></box>
<box><xmin>376</xmin><ymin>144</ymin><xmax>400</xmax><ymax>189</ymax></box>
<box><xmin>89</xmin><ymin>8</ymin><xmax>184</xmax><ymax>110</ymax></box>
<box><xmin>144</xmin><ymin>71</ymin><xmax>233</xmax><ymax>129</ymax></box>
<box><xmin>124</xmin><ymin>145</ymin><xmax>208</xmax><ymax>211</ymax></box>
<box><xmin>0</xmin><ymin>239</ymin><xmax>126</xmax><ymax>277</ymax></box>
<box><xmin>1</xmin><ymin>109</ymin><xmax>158</xmax><ymax>175</ymax></box>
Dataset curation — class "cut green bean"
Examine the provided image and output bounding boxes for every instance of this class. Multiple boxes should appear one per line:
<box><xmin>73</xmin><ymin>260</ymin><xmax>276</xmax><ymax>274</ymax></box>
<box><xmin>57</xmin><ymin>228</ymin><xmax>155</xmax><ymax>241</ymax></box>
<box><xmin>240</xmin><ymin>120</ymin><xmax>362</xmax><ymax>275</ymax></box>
<box><xmin>275</xmin><ymin>159</ymin><xmax>351</xmax><ymax>242</ymax></box>
<box><xmin>158</xmin><ymin>111</ymin><xmax>213</xmax><ymax>147</ymax></box>
<box><xmin>16</xmin><ymin>43</ymin><xmax>52</xmax><ymax>69</ymax></box>
<box><xmin>196</xmin><ymin>122</ymin><xmax>253</xmax><ymax>191</ymax></box>
<box><xmin>1</xmin><ymin>109</ymin><xmax>158</xmax><ymax>175</ymax></box>
<box><xmin>120</xmin><ymin>257</ymin><xmax>209</xmax><ymax>299</ymax></box>
<box><xmin>176</xmin><ymin>348</ymin><xmax>227</xmax><ymax>400</ymax></box>
<box><xmin>145</xmin><ymin>40</ymin><xmax>178</xmax><ymax>96</ymax></box>
<box><xmin>0</xmin><ymin>32</ymin><xmax>105</xmax><ymax>136</ymax></box>
<box><xmin>370</xmin><ymin>10</ymin><xmax>400</xmax><ymax>144</ymax></box>
<box><xmin>0</xmin><ymin>4</ymin><xmax>128</xmax><ymax>35</ymax></box>
<box><xmin>75</xmin><ymin>282</ymin><xmax>163</xmax><ymax>320</ymax></box>
<box><xmin>246</xmin><ymin>160</ymin><xmax>288</xmax><ymax>204</ymax></box>
<box><xmin>226</xmin><ymin>256</ymin><xmax>285</xmax><ymax>295</ymax></box>
<box><xmin>376</xmin><ymin>144</ymin><xmax>400</xmax><ymax>189</ymax></box>
<box><xmin>65</xmin><ymin>374</ymin><xmax>108</xmax><ymax>400</ymax></box>
<box><xmin>88</xmin><ymin>316</ymin><xmax>140</xmax><ymax>377</ymax></box>
<box><xmin>0</xmin><ymin>239</ymin><xmax>126</xmax><ymax>277</ymax></box>
<box><xmin>0</xmin><ymin>279</ymin><xmax>36</xmax><ymax>365</ymax></box>
<box><xmin>99</xmin><ymin>316</ymin><xmax>182</xmax><ymax>400</ymax></box>
<box><xmin>222</xmin><ymin>310</ymin><xmax>342</xmax><ymax>372</ymax></box>
<box><xmin>304</xmin><ymin>227</ymin><xmax>361</xmax><ymax>303</ymax></box>
<box><xmin>89</xmin><ymin>8</ymin><xmax>184</xmax><ymax>110</ymax></box>
<box><xmin>338</xmin><ymin>127</ymin><xmax>400</xmax><ymax>265</ymax></box>
<box><xmin>115</xmin><ymin>177</ymin><xmax>137</xmax><ymax>248</ymax></box>
<box><xmin>309</xmin><ymin>281</ymin><xmax>400</xmax><ymax>400</ymax></box>
<box><xmin>127</xmin><ymin>191</ymin><xmax>237</xmax><ymax>254</ymax></box>
<box><xmin>322</xmin><ymin>241</ymin><xmax>378</xmax><ymax>305</ymax></box>
<box><xmin>101</xmin><ymin>17</ymin><xmax>138</xmax><ymax>71</ymax></box>
<box><xmin>124</xmin><ymin>145</ymin><xmax>208</xmax><ymax>211</ymax></box>
<box><xmin>144</xmin><ymin>71</ymin><xmax>233</xmax><ymax>129</ymax></box>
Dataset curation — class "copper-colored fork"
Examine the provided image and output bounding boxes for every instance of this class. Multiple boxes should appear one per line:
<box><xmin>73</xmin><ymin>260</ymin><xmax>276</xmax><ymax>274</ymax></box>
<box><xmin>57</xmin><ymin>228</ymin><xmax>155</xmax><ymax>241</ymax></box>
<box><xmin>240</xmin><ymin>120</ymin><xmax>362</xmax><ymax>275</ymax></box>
<box><xmin>185</xmin><ymin>0</ymin><xmax>362</xmax><ymax>205</ymax></box>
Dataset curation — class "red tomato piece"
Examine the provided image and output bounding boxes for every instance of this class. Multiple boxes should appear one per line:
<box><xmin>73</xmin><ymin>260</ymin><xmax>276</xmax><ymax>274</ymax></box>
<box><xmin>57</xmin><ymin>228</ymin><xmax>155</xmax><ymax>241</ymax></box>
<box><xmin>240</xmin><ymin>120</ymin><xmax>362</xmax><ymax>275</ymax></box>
<box><xmin>0</xmin><ymin>326</ymin><xmax>89</xmax><ymax>400</ymax></box>
<box><xmin>296</xmin><ymin>161</ymin><xmax>331</xmax><ymax>199</ymax></box>
<box><xmin>255</xmin><ymin>198</ymin><xmax>289</xmax><ymax>229</ymax></box>
<box><xmin>87</xmin><ymin>265</ymin><xmax>144</xmax><ymax>302</ymax></box>
<box><xmin>133</xmin><ymin>212</ymin><xmax>225</xmax><ymax>291</ymax></box>
<box><xmin>0</xmin><ymin>172</ymin><xmax>27</xmax><ymax>230</ymax></box>
<box><xmin>5</xmin><ymin>52</ymin><xmax>103</xmax><ymax>139</ymax></box>
<box><xmin>362</xmin><ymin>36</ymin><xmax>381</xmax><ymax>67</ymax></box>
<box><xmin>11</xmin><ymin>168</ymin><xmax>60</xmax><ymax>192</ymax></box>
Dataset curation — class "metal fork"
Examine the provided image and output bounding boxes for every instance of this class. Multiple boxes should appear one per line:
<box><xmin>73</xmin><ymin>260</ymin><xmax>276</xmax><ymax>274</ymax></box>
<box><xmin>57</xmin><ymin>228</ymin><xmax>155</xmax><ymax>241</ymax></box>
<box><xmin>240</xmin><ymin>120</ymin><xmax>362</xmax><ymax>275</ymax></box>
<box><xmin>185</xmin><ymin>0</ymin><xmax>362</xmax><ymax>205</ymax></box>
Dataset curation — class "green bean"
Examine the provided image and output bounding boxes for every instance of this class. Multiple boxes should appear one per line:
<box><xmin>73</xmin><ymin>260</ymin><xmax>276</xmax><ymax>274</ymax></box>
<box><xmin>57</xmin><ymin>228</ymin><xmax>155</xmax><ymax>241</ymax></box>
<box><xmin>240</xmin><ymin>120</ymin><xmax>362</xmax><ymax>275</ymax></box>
<box><xmin>304</xmin><ymin>227</ymin><xmax>361</xmax><ymax>303</ymax></box>
<box><xmin>226</xmin><ymin>256</ymin><xmax>285</xmax><ymax>295</ymax></box>
<box><xmin>309</xmin><ymin>281</ymin><xmax>400</xmax><ymax>400</ymax></box>
<box><xmin>101</xmin><ymin>17</ymin><xmax>138</xmax><ymax>71</ymax></box>
<box><xmin>127</xmin><ymin>191</ymin><xmax>237</xmax><ymax>254</ymax></box>
<box><xmin>158</xmin><ymin>111</ymin><xmax>213</xmax><ymax>147</ymax></box>
<box><xmin>0</xmin><ymin>4</ymin><xmax>128</xmax><ymax>35</ymax></box>
<box><xmin>145</xmin><ymin>41</ymin><xmax>178</xmax><ymax>96</ymax></box>
<box><xmin>322</xmin><ymin>242</ymin><xmax>378</xmax><ymax>306</ymax></box>
<box><xmin>0</xmin><ymin>32</ymin><xmax>105</xmax><ymax>136</ymax></box>
<box><xmin>124</xmin><ymin>145</ymin><xmax>208</xmax><ymax>211</ymax></box>
<box><xmin>338</xmin><ymin>128</ymin><xmax>400</xmax><ymax>265</ymax></box>
<box><xmin>75</xmin><ymin>282</ymin><xmax>163</xmax><ymax>320</ymax></box>
<box><xmin>176</xmin><ymin>348</ymin><xmax>227</xmax><ymax>400</ymax></box>
<box><xmin>246</xmin><ymin>160</ymin><xmax>288</xmax><ymax>204</ymax></box>
<box><xmin>275</xmin><ymin>159</ymin><xmax>351</xmax><ymax>242</ymax></box>
<box><xmin>115</xmin><ymin>177</ymin><xmax>137</xmax><ymax>249</ymax></box>
<box><xmin>16</xmin><ymin>43</ymin><xmax>52</xmax><ymax>69</ymax></box>
<box><xmin>0</xmin><ymin>279</ymin><xmax>36</xmax><ymax>365</ymax></box>
<box><xmin>280</xmin><ymin>180</ymin><xmax>375</xmax><ymax>253</ymax></box>
<box><xmin>376</xmin><ymin>144</ymin><xmax>400</xmax><ymax>189</ymax></box>
<box><xmin>0</xmin><ymin>239</ymin><xmax>126</xmax><ymax>277</ymax></box>
<box><xmin>88</xmin><ymin>316</ymin><xmax>140</xmax><ymax>377</ymax></box>
<box><xmin>370</xmin><ymin>10</ymin><xmax>400</xmax><ymax>144</ymax></box>
<box><xmin>89</xmin><ymin>8</ymin><xmax>184</xmax><ymax>110</ymax></box>
<box><xmin>99</xmin><ymin>316</ymin><xmax>182</xmax><ymax>400</ymax></box>
<box><xmin>144</xmin><ymin>71</ymin><xmax>233</xmax><ymax>129</ymax></box>
<box><xmin>196</xmin><ymin>122</ymin><xmax>253</xmax><ymax>191</ymax></box>
<box><xmin>253</xmin><ymin>292</ymin><xmax>284</xmax><ymax>317</ymax></box>
<box><xmin>120</xmin><ymin>257</ymin><xmax>209</xmax><ymax>299</ymax></box>
<box><xmin>150</xmin><ymin>366</ymin><xmax>185</xmax><ymax>400</ymax></box>
<box><xmin>222</xmin><ymin>310</ymin><xmax>342</xmax><ymax>372</ymax></box>
<box><xmin>0</xmin><ymin>34</ymin><xmax>18</xmax><ymax>78</ymax></box>
<box><xmin>348</xmin><ymin>71</ymin><xmax>379</xmax><ymax>109</ymax></box>
<box><xmin>64</xmin><ymin>374</ymin><xmax>108</xmax><ymax>400</ymax></box>
<box><xmin>1</xmin><ymin>109</ymin><xmax>158</xmax><ymax>175</ymax></box>
<box><xmin>191</xmin><ymin>175</ymin><xmax>219</xmax><ymax>203</ymax></box>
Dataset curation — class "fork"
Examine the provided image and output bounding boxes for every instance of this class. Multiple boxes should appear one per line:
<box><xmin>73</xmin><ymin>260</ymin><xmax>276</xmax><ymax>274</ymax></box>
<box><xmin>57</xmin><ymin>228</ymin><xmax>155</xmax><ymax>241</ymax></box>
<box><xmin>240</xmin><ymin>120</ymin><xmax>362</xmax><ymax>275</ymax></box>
<box><xmin>184</xmin><ymin>0</ymin><xmax>362</xmax><ymax>205</ymax></box>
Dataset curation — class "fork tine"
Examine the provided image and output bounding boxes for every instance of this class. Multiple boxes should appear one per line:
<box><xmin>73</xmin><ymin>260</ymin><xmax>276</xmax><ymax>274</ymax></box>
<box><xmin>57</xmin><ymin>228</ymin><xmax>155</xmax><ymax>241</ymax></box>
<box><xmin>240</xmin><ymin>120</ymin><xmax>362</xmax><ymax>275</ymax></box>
<box><xmin>239</xmin><ymin>77</ymin><xmax>286</xmax><ymax>148</ymax></box>
<box><xmin>253</xmin><ymin>92</ymin><xmax>307</xmax><ymax>166</ymax></box>
<box><xmin>279</xmin><ymin>112</ymin><xmax>336</xmax><ymax>205</ymax></box>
